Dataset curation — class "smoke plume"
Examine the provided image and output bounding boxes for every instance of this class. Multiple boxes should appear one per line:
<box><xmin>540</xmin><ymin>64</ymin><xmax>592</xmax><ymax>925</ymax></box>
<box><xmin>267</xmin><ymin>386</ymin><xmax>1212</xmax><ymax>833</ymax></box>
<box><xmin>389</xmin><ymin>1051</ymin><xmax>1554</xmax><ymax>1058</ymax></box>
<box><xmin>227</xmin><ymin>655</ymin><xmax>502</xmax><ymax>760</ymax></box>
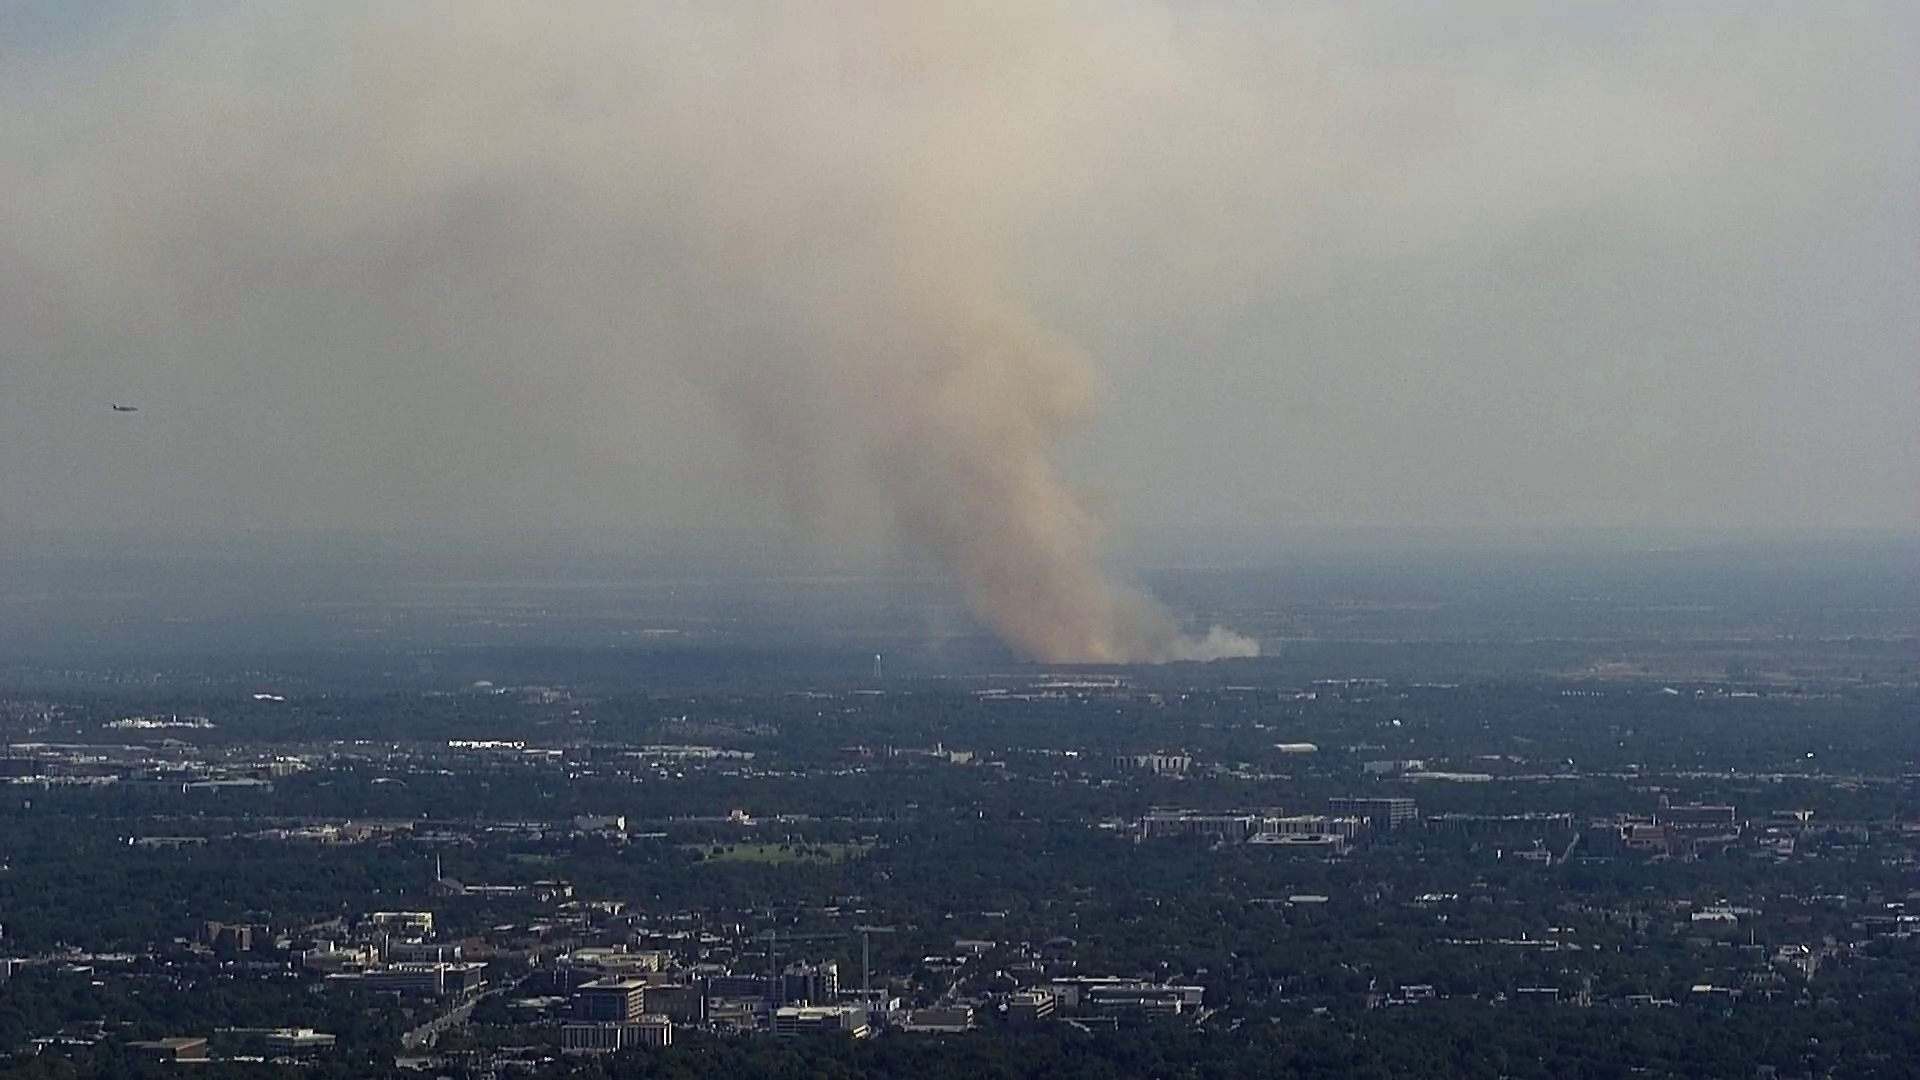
<box><xmin>660</xmin><ymin>53</ymin><xmax>1259</xmax><ymax>663</ymax></box>
<box><xmin>13</xmin><ymin>5</ymin><xmax>1904</xmax><ymax>654</ymax></box>
<box><xmin>0</xmin><ymin>3</ymin><xmax>1260</xmax><ymax>663</ymax></box>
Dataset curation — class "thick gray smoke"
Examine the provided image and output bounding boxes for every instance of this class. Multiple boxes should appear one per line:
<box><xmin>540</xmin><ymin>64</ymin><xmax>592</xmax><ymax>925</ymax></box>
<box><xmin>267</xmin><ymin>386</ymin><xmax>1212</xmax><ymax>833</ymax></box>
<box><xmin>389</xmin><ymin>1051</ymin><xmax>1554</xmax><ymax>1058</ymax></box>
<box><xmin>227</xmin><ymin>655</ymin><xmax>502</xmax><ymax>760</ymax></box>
<box><xmin>572</xmin><ymin>5</ymin><xmax>1261</xmax><ymax>662</ymax></box>
<box><xmin>728</xmin><ymin>259</ymin><xmax>1256</xmax><ymax>663</ymax></box>
<box><xmin>6</xmin><ymin>4</ymin><xmax>1910</xmax><ymax>655</ymax></box>
<box><xmin>663</xmin><ymin>73</ymin><xmax>1259</xmax><ymax>663</ymax></box>
<box><xmin>0</xmin><ymin>3</ymin><xmax>1259</xmax><ymax>663</ymax></box>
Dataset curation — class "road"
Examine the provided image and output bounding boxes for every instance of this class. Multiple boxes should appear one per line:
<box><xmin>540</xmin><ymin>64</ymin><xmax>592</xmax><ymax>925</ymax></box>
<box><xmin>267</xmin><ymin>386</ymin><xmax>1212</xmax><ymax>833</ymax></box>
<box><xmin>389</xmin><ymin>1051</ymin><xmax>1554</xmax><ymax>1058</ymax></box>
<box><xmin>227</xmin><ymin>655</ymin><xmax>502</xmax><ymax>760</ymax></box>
<box><xmin>1555</xmin><ymin>830</ymin><xmax>1583</xmax><ymax>865</ymax></box>
<box><xmin>401</xmin><ymin>989</ymin><xmax>494</xmax><ymax>1051</ymax></box>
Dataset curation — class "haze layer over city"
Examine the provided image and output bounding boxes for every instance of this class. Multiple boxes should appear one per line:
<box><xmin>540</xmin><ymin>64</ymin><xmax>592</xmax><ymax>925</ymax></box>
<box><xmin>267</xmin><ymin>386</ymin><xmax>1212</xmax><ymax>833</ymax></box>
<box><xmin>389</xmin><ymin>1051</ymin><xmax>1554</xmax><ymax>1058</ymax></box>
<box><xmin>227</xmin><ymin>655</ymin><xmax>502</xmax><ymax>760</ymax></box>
<box><xmin>0</xmin><ymin>3</ymin><xmax>1915</xmax><ymax>1079</ymax></box>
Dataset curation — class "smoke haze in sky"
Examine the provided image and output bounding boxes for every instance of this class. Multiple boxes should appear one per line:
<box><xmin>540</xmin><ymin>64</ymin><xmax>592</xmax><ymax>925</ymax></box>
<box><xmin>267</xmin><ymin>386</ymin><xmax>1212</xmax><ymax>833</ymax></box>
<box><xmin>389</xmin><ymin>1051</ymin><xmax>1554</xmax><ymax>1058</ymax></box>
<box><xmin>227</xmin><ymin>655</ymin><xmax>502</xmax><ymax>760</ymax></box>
<box><xmin>1</xmin><ymin>2</ymin><xmax>1915</xmax><ymax>658</ymax></box>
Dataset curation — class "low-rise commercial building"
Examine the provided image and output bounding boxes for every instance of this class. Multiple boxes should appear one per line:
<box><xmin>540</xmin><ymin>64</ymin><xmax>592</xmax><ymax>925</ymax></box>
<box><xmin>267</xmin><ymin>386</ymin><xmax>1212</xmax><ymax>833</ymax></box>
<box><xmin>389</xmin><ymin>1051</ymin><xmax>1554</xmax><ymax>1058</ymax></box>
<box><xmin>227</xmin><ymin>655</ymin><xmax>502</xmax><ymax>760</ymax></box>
<box><xmin>772</xmin><ymin>1005</ymin><xmax>871</xmax><ymax>1038</ymax></box>
<box><xmin>560</xmin><ymin>1017</ymin><xmax>672</xmax><ymax>1054</ymax></box>
<box><xmin>1140</xmin><ymin>812</ymin><xmax>1261</xmax><ymax>843</ymax></box>
<box><xmin>386</xmin><ymin>942</ymin><xmax>462</xmax><ymax>964</ymax></box>
<box><xmin>1115</xmin><ymin>753</ymin><xmax>1191</xmax><ymax>776</ymax></box>
<box><xmin>1008</xmin><ymin>989</ymin><xmax>1056</xmax><ymax>1024</ymax></box>
<box><xmin>1047</xmin><ymin>977</ymin><xmax>1205</xmax><ymax>1017</ymax></box>
<box><xmin>1327</xmin><ymin>797</ymin><xmax>1417</xmax><ymax>831</ymax></box>
<box><xmin>300</xmin><ymin>941</ymin><xmax>378</xmax><ymax>973</ymax></box>
<box><xmin>365</xmin><ymin>911</ymin><xmax>435</xmax><ymax>937</ymax></box>
<box><xmin>264</xmin><ymin>1029</ymin><xmax>337</xmax><ymax>1055</ymax></box>
<box><xmin>1246</xmin><ymin>832</ymin><xmax>1348</xmax><ymax>854</ymax></box>
<box><xmin>1085</xmin><ymin>982</ymin><xmax>1205</xmax><ymax>1018</ymax></box>
<box><xmin>1257</xmin><ymin>814</ymin><xmax>1367</xmax><ymax>839</ymax></box>
<box><xmin>130</xmin><ymin>1037</ymin><xmax>208</xmax><ymax>1062</ymax></box>
<box><xmin>1657</xmin><ymin>801</ymin><xmax>1738</xmax><ymax>831</ymax></box>
<box><xmin>359</xmin><ymin>961</ymin><xmax>487</xmax><ymax>998</ymax></box>
<box><xmin>902</xmin><ymin>1005</ymin><xmax>974</xmax><ymax>1032</ymax></box>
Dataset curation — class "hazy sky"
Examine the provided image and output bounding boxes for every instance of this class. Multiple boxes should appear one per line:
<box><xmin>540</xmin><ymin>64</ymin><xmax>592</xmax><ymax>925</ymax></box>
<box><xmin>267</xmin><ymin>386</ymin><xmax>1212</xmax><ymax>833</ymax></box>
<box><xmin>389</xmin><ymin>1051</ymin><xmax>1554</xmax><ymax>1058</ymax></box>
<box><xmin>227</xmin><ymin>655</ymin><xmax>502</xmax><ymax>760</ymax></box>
<box><xmin>3</xmin><ymin>1</ymin><xmax>1915</xmax><ymax>538</ymax></box>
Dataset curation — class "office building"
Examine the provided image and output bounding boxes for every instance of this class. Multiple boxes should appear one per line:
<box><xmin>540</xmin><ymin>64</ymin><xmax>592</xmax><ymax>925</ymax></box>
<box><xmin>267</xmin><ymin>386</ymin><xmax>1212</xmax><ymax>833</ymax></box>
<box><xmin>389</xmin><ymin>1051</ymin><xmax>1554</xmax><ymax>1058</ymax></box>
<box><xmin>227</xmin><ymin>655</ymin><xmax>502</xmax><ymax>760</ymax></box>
<box><xmin>557</xmin><ymin>946</ymin><xmax>670</xmax><ymax>983</ymax></box>
<box><xmin>1008</xmin><ymin>989</ymin><xmax>1056</xmax><ymax>1024</ymax></box>
<box><xmin>130</xmin><ymin>1038</ymin><xmax>208</xmax><ymax>1062</ymax></box>
<box><xmin>202</xmin><ymin>921</ymin><xmax>255</xmax><ymax>953</ymax></box>
<box><xmin>1047</xmin><ymin>978</ymin><xmax>1204</xmax><ymax>1017</ymax></box>
<box><xmin>264</xmin><ymin>1029</ymin><xmax>336</xmax><ymax>1055</ymax></box>
<box><xmin>386</xmin><ymin>942</ymin><xmax>462</xmax><ymax>964</ymax></box>
<box><xmin>1328</xmin><ymin>797</ymin><xmax>1417</xmax><ymax>831</ymax></box>
<box><xmin>902</xmin><ymin>1005</ymin><xmax>974</xmax><ymax>1032</ymax></box>
<box><xmin>772</xmin><ymin>1005</ymin><xmax>871</xmax><ymax>1038</ymax></box>
<box><xmin>1624</xmin><ymin>823</ymin><xmax>1673</xmax><ymax>855</ymax></box>
<box><xmin>1085</xmin><ymin>982</ymin><xmax>1205</xmax><ymax>1018</ymax></box>
<box><xmin>1140</xmin><ymin>812</ymin><xmax>1261</xmax><ymax>843</ymax></box>
<box><xmin>560</xmin><ymin>1017</ymin><xmax>672</xmax><ymax>1054</ymax></box>
<box><xmin>360</xmin><ymin>961</ymin><xmax>486</xmax><ymax>998</ymax></box>
<box><xmin>838</xmin><ymin>987</ymin><xmax>900</xmax><ymax>1022</ymax></box>
<box><xmin>1246</xmin><ymin>832</ymin><xmax>1348</xmax><ymax>854</ymax></box>
<box><xmin>642</xmin><ymin>982</ymin><xmax>707</xmax><ymax>1024</ymax></box>
<box><xmin>708</xmin><ymin>973</ymin><xmax>775</xmax><ymax>999</ymax></box>
<box><xmin>299</xmin><ymin>941</ymin><xmax>378</xmax><ymax>973</ymax></box>
<box><xmin>1656</xmin><ymin>800</ymin><xmax>1737</xmax><ymax>831</ymax></box>
<box><xmin>1256</xmin><ymin>814</ymin><xmax>1366</xmax><ymax>839</ymax></box>
<box><xmin>1425</xmin><ymin>813</ymin><xmax>1575</xmax><ymax>841</ymax></box>
<box><xmin>781</xmin><ymin>961</ymin><xmax>839</xmax><ymax>1004</ymax></box>
<box><xmin>364</xmin><ymin>911</ymin><xmax>434</xmax><ymax>937</ymax></box>
<box><xmin>1114</xmin><ymin>753</ymin><xmax>1191</xmax><ymax>776</ymax></box>
<box><xmin>627</xmin><ymin>1016</ymin><xmax>673</xmax><ymax>1048</ymax></box>
<box><xmin>706</xmin><ymin>1001</ymin><xmax>762</xmax><ymax>1033</ymax></box>
<box><xmin>574</xmin><ymin>977</ymin><xmax>649</xmax><ymax>1023</ymax></box>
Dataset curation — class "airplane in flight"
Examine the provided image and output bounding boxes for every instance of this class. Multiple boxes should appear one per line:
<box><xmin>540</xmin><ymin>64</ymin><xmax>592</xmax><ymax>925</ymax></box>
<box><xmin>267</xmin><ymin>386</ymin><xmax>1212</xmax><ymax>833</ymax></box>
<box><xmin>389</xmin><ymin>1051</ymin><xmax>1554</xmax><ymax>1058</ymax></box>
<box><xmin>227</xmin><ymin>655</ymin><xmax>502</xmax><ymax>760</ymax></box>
<box><xmin>110</xmin><ymin>403</ymin><xmax>138</xmax><ymax>412</ymax></box>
